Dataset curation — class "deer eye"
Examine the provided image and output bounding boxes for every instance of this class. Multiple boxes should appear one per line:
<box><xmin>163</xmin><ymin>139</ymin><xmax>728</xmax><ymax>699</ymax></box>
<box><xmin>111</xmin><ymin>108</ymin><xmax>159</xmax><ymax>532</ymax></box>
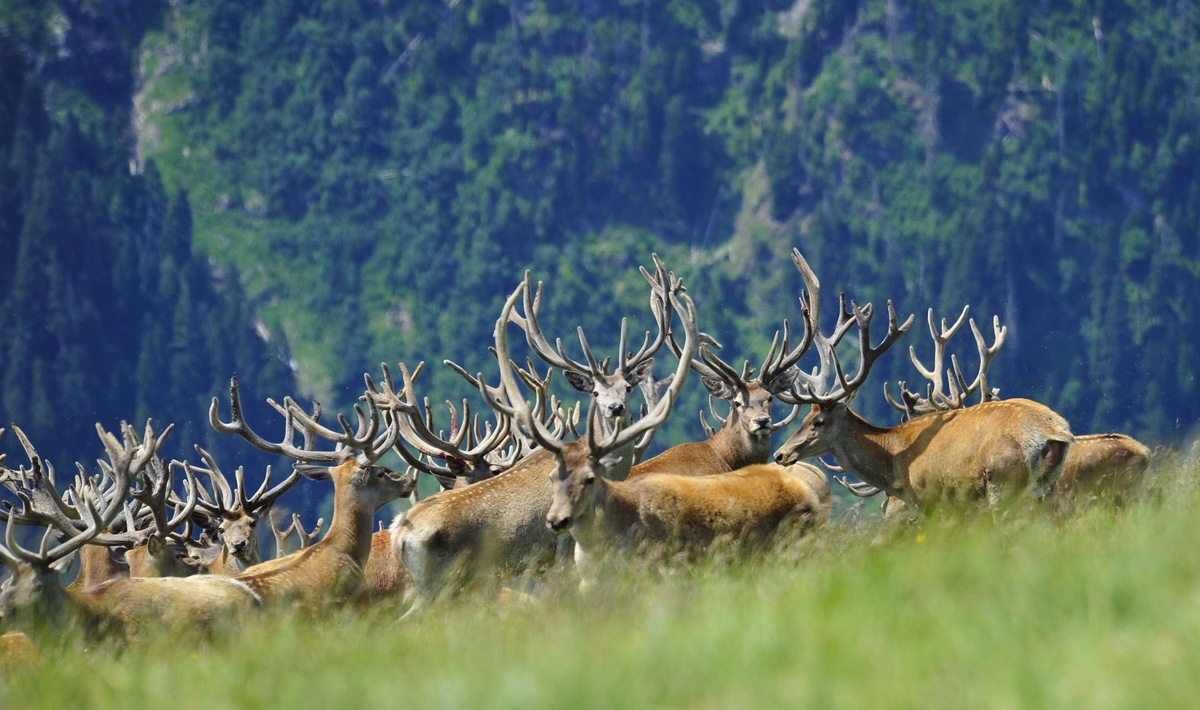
<box><xmin>582</xmin><ymin>477</ymin><xmax>595</xmax><ymax>486</ymax></box>
<box><xmin>592</xmin><ymin>390</ymin><xmax>599</xmax><ymax>397</ymax></box>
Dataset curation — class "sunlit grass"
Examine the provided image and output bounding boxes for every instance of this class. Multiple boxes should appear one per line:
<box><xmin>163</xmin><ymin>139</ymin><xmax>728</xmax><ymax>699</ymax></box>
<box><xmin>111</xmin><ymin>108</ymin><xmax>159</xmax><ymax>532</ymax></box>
<box><xmin>4</xmin><ymin>457</ymin><xmax>1199</xmax><ymax>709</ymax></box>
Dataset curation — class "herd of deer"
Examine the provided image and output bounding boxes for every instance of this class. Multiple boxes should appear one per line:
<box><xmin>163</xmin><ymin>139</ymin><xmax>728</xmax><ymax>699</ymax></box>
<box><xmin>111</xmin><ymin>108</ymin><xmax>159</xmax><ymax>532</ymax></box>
<box><xmin>0</xmin><ymin>248</ymin><xmax>1152</xmax><ymax>662</ymax></box>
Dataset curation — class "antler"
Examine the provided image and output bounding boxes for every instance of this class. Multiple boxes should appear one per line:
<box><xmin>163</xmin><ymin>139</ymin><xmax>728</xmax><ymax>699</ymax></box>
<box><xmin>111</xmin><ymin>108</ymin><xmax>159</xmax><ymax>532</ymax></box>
<box><xmin>370</xmin><ymin>362</ymin><xmax>513</xmax><ymax>484</ymax></box>
<box><xmin>0</xmin><ymin>421</ymin><xmax>172</xmax><ymax>568</ymax></box>
<box><xmin>778</xmin><ymin>261</ymin><xmax>915</xmax><ymax>407</ymax></box>
<box><xmin>269</xmin><ymin>511</ymin><xmax>324</xmax><ymax>557</ymax></box>
<box><xmin>178</xmin><ymin>445</ymin><xmax>301</xmax><ymax>521</ymax></box>
<box><xmin>212</xmin><ymin>375</ymin><xmax>401</xmax><ymax>464</ymax></box>
<box><xmin>884</xmin><ymin>308</ymin><xmax>1006</xmax><ymax>416</ymax></box>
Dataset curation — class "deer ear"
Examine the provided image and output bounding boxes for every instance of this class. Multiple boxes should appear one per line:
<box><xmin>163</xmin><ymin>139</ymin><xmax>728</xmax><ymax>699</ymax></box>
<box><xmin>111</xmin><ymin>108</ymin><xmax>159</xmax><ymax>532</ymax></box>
<box><xmin>147</xmin><ymin>536</ymin><xmax>165</xmax><ymax>556</ymax></box>
<box><xmin>701</xmin><ymin>375</ymin><xmax>736</xmax><ymax>400</ymax></box>
<box><xmin>293</xmin><ymin>464</ymin><xmax>332</xmax><ymax>482</ymax></box>
<box><xmin>626</xmin><ymin>358</ymin><xmax>655</xmax><ymax>386</ymax></box>
<box><xmin>762</xmin><ymin>368</ymin><xmax>802</xmax><ymax>396</ymax></box>
<box><xmin>564</xmin><ymin>370</ymin><xmax>593</xmax><ymax>393</ymax></box>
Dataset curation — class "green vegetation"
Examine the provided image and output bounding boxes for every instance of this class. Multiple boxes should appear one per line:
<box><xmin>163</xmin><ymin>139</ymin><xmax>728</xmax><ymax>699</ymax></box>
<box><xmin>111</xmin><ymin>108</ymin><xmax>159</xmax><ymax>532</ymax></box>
<box><xmin>3</xmin><ymin>457</ymin><xmax>1198</xmax><ymax>708</ymax></box>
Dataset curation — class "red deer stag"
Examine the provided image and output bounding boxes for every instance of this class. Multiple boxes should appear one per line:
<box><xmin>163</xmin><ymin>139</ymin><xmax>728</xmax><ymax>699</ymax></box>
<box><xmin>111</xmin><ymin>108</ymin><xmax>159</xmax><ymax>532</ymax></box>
<box><xmin>174</xmin><ymin>444</ymin><xmax>301</xmax><ymax>575</ymax></box>
<box><xmin>771</xmin><ymin>248</ymin><xmax>1074</xmax><ymax>514</ymax></box>
<box><xmin>210</xmin><ymin>376</ymin><xmax>417</xmax><ymax>611</ymax></box>
<box><xmin>869</xmin><ymin>307</ymin><xmax>1149</xmax><ymax>513</ymax></box>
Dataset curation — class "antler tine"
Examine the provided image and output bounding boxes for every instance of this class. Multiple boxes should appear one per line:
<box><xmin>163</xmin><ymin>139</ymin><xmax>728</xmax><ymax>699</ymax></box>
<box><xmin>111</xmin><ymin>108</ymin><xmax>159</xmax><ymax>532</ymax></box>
<box><xmin>510</xmin><ymin>270</ymin><xmax>598</xmax><ymax>379</ymax></box>
<box><xmin>1</xmin><ymin>480</ymin><xmax>107</xmax><ymax>567</ymax></box>
<box><xmin>761</xmin><ymin>250</ymin><xmax>821</xmax><ymax>384</ymax></box>
<box><xmin>624</xmin><ymin>252</ymin><xmax>677</xmax><ymax>374</ymax></box>
<box><xmin>832</xmin><ymin>474</ymin><xmax>885</xmax><ymax>499</ymax></box>
<box><xmin>964</xmin><ymin>315</ymin><xmax>1006</xmax><ymax>405</ymax></box>
<box><xmin>94</xmin><ymin>420</ymin><xmax>172</xmax><ymax>528</ymax></box>
<box><xmin>907</xmin><ymin>306</ymin><xmax>970</xmax><ymax>406</ymax></box>
<box><xmin>497</xmin><ymin>283</ymin><xmax>566</xmax><ymax>454</ymax></box>
<box><xmin>212</xmin><ymin>377</ymin><xmax>343</xmax><ymax>463</ymax></box>
<box><xmin>791</xmin><ymin>297</ymin><xmax>914</xmax><ymax>406</ymax></box>
<box><xmin>698</xmin><ymin>409</ymin><xmax>717</xmax><ymax>438</ymax></box>
<box><xmin>771</xmin><ymin>402</ymin><xmax>801</xmax><ymax>432</ymax></box>
<box><xmin>0</xmin><ymin>426</ymin><xmax>81</xmax><ymax>531</ymax></box>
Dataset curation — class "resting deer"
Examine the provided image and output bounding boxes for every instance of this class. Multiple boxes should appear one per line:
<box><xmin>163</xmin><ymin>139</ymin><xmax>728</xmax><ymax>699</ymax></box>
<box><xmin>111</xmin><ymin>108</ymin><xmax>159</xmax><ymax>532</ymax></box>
<box><xmin>627</xmin><ymin>256</ymin><xmax>825</xmax><ymax>479</ymax></box>
<box><xmin>209</xmin><ymin>376</ymin><xmax>417</xmax><ymax>610</ymax></box>
<box><xmin>771</xmin><ymin>248</ymin><xmax>1074</xmax><ymax>514</ymax></box>
<box><xmin>385</xmin><ymin>256</ymin><xmax>681</xmax><ymax>611</ymax></box>
<box><xmin>0</xmin><ymin>421</ymin><xmax>261</xmax><ymax>640</ymax></box>
<box><xmin>173</xmin><ymin>444</ymin><xmax>301</xmax><ymax>575</ymax></box>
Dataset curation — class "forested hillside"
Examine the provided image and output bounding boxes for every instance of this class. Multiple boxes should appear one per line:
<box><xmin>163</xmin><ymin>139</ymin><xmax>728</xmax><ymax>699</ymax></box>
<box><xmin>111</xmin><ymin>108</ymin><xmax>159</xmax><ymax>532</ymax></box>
<box><xmin>3</xmin><ymin>0</ymin><xmax>1200</xmax><ymax>473</ymax></box>
<box><xmin>0</xmin><ymin>1</ymin><xmax>297</xmax><ymax>471</ymax></box>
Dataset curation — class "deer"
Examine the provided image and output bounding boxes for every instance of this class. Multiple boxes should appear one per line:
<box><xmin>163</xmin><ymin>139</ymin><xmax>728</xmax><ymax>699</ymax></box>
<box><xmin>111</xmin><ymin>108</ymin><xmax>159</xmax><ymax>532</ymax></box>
<box><xmin>172</xmin><ymin>444</ymin><xmax>301</xmax><ymax>575</ymax></box>
<box><xmin>208</xmin><ymin>376</ymin><xmax>417</xmax><ymax>611</ymax></box>
<box><xmin>480</xmin><ymin>277</ymin><xmax>705</xmax><ymax>588</ymax></box>
<box><xmin>626</xmin><ymin>255</ymin><xmax>823</xmax><ymax>479</ymax></box>
<box><xmin>861</xmin><ymin>307</ymin><xmax>1150</xmax><ymax>514</ymax></box>
<box><xmin>770</xmin><ymin>248</ymin><xmax>1075</xmax><ymax>515</ymax></box>
<box><xmin>0</xmin><ymin>421</ymin><xmax>262</xmax><ymax>641</ymax></box>
<box><xmin>384</xmin><ymin>256</ymin><xmax>682</xmax><ymax>612</ymax></box>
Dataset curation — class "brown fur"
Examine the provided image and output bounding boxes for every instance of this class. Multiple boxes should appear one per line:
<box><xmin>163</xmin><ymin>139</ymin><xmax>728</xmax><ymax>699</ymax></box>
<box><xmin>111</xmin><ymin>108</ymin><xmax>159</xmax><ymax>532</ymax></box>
<box><xmin>65</xmin><ymin>544</ymin><xmax>127</xmax><ymax>593</ymax></box>
<box><xmin>234</xmin><ymin>459</ymin><xmax>413</xmax><ymax>611</ymax></box>
<box><xmin>1</xmin><ymin>631</ymin><xmax>41</xmax><ymax>669</ymax></box>
<box><xmin>567</xmin><ymin>463</ymin><xmax>831</xmax><ymax>587</ymax></box>
<box><xmin>391</xmin><ymin>449</ymin><xmax>561</xmax><ymax>605</ymax></box>
<box><xmin>776</xmin><ymin>398</ymin><xmax>1074</xmax><ymax>511</ymax></box>
<box><xmin>629</xmin><ymin>382</ymin><xmax>775</xmax><ymax>478</ymax></box>
<box><xmin>1048</xmin><ymin>433</ymin><xmax>1151</xmax><ymax>510</ymax></box>
<box><xmin>72</xmin><ymin>576</ymin><xmax>261</xmax><ymax>638</ymax></box>
<box><xmin>359</xmin><ymin>528</ymin><xmax>413</xmax><ymax>606</ymax></box>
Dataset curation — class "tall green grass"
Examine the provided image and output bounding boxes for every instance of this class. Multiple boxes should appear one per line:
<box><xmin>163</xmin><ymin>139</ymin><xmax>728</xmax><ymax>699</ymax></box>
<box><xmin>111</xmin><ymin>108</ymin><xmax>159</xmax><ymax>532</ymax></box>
<box><xmin>4</xmin><ymin>456</ymin><xmax>1198</xmax><ymax>709</ymax></box>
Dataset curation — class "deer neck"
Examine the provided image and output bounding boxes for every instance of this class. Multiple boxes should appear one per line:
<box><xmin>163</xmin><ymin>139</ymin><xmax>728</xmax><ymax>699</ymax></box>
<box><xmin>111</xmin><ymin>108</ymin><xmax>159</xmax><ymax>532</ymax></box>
<box><xmin>714</xmin><ymin>419</ymin><xmax>771</xmax><ymax>469</ymax></box>
<box><xmin>318</xmin><ymin>483</ymin><xmax>376</xmax><ymax>565</ymax></box>
<box><xmin>574</xmin><ymin>478</ymin><xmax>639</xmax><ymax>551</ymax></box>
<box><xmin>827</xmin><ymin>409</ymin><xmax>912</xmax><ymax>499</ymax></box>
<box><xmin>68</xmin><ymin>544</ymin><xmax>122</xmax><ymax>591</ymax></box>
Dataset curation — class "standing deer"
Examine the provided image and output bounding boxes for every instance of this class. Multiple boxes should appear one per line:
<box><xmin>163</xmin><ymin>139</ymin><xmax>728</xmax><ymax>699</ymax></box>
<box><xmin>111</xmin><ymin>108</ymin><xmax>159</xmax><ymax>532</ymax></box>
<box><xmin>385</xmin><ymin>256</ymin><xmax>682</xmax><ymax>611</ymax></box>
<box><xmin>511</xmin><ymin>287</ymin><xmax>832</xmax><ymax>586</ymax></box>
<box><xmin>477</xmin><ymin>280</ymin><xmax>701</xmax><ymax>586</ymax></box>
<box><xmin>0</xmin><ymin>421</ymin><xmax>261</xmax><ymax>640</ymax></box>
<box><xmin>771</xmin><ymin>248</ymin><xmax>1074</xmax><ymax>513</ymax></box>
<box><xmin>867</xmin><ymin>308</ymin><xmax>1149</xmax><ymax>514</ymax></box>
<box><xmin>209</xmin><ymin>376</ymin><xmax>417</xmax><ymax>610</ymax></box>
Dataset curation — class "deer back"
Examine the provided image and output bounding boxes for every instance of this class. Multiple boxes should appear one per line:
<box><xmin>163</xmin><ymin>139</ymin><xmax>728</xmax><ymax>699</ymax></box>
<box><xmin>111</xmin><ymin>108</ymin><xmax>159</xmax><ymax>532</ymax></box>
<box><xmin>1050</xmin><ymin>433</ymin><xmax>1150</xmax><ymax>509</ymax></box>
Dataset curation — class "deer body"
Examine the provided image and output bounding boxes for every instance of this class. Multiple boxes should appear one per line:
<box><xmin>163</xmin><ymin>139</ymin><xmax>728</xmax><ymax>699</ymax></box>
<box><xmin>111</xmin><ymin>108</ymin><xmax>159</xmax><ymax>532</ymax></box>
<box><xmin>391</xmin><ymin>448</ymin><xmax>561</xmax><ymax>600</ymax></box>
<box><xmin>70</xmin><ymin>575</ymin><xmax>261</xmax><ymax>638</ymax></box>
<box><xmin>570</xmin><ymin>463</ymin><xmax>831</xmax><ymax>568</ymax></box>
<box><xmin>629</xmin><ymin>408</ymin><xmax>772</xmax><ymax>479</ymax></box>
<box><xmin>1049</xmin><ymin>433</ymin><xmax>1150</xmax><ymax>509</ymax></box>
<box><xmin>234</xmin><ymin>459</ymin><xmax>414</xmax><ymax>610</ymax></box>
<box><xmin>360</xmin><ymin>527</ymin><xmax>412</xmax><ymax>605</ymax></box>
<box><xmin>777</xmin><ymin>398</ymin><xmax>1073</xmax><ymax>509</ymax></box>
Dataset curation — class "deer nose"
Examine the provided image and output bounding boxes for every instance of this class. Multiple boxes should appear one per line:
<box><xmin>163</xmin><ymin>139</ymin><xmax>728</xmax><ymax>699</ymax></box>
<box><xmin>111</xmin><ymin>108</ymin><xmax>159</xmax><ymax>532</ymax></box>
<box><xmin>546</xmin><ymin>515</ymin><xmax>572</xmax><ymax>532</ymax></box>
<box><xmin>606</xmin><ymin>402</ymin><xmax>625</xmax><ymax>418</ymax></box>
<box><xmin>232</xmin><ymin>540</ymin><xmax>247</xmax><ymax>551</ymax></box>
<box><xmin>774</xmin><ymin>452</ymin><xmax>786</xmax><ymax>464</ymax></box>
<box><xmin>753</xmin><ymin>415</ymin><xmax>771</xmax><ymax>430</ymax></box>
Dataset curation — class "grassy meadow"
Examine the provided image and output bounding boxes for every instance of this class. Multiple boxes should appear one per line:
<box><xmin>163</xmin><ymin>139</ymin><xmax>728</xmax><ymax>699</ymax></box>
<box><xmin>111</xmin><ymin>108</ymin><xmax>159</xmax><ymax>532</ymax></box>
<box><xmin>3</xmin><ymin>452</ymin><xmax>1199</xmax><ymax>709</ymax></box>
